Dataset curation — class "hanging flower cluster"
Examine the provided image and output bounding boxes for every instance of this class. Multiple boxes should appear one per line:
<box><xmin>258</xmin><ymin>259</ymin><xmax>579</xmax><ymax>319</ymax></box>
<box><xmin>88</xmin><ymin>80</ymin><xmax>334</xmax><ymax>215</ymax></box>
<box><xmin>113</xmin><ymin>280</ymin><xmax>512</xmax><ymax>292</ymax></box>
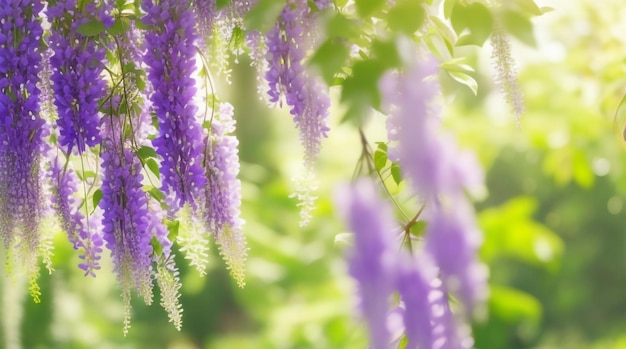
<box><xmin>334</xmin><ymin>57</ymin><xmax>489</xmax><ymax>348</ymax></box>
<box><xmin>264</xmin><ymin>0</ymin><xmax>331</xmax><ymax>225</ymax></box>
<box><xmin>336</xmin><ymin>179</ymin><xmax>475</xmax><ymax>349</ymax></box>
<box><xmin>336</xmin><ymin>58</ymin><xmax>487</xmax><ymax>348</ymax></box>
<box><xmin>0</xmin><ymin>0</ymin><xmax>256</xmax><ymax>332</ymax></box>
<box><xmin>0</xmin><ymin>0</ymin><xmax>47</xmax><ymax>292</ymax></box>
<box><xmin>381</xmin><ymin>58</ymin><xmax>488</xmax><ymax>317</ymax></box>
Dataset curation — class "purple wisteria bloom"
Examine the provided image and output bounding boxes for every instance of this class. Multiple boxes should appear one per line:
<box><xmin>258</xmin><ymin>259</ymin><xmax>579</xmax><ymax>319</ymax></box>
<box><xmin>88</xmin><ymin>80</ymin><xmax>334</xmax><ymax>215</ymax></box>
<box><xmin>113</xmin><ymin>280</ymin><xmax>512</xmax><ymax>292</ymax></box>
<box><xmin>49</xmin><ymin>153</ymin><xmax>104</xmax><ymax>277</ymax></box>
<box><xmin>203</xmin><ymin>103</ymin><xmax>247</xmax><ymax>287</ymax></box>
<box><xmin>98</xmin><ymin>20</ymin><xmax>184</xmax><ymax>329</ymax></box>
<box><xmin>380</xmin><ymin>59</ymin><xmax>483</xmax><ymax>201</ymax></box>
<box><xmin>192</xmin><ymin>0</ymin><xmax>216</xmax><ymax>52</ymax></box>
<box><xmin>143</xmin><ymin>0</ymin><xmax>207</xmax><ymax>211</ymax></box>
<box><xmin>425</xmin><ymin>201</ymin><xmax>487</xmax><ymax>316</ymax></box>
<box><xmin>396</xmin><ymin>254</ymin><xmax>438</xmax><ymax>349</ymax></box>
<box><xmin>265</xmin><ymin>0</ymin><xmax>330</xmax><ymax>167</ymax></box>
<box><xmin>46</xmin><ymin>0</ymin><xmax>110</xmax><ymax>154</ymax></box>
<box><xmin>100</xmin><ymin>144</ymin><xmax>154</xmax><ymax>303</ymax></box>
<box><xmin>0</xmin><ymin>0</ymin><xmax>45</xmax><ymax>255</ymax></box>
<box><xmin>380</xmin><ymin>58</ymin><xmax>488</xmax><ymax>315</ymax></box>
<box><xmin>336</xmin><ymin>179</ymin><xmax>471</xmax><ymax>349</ymax></box>
<box><xmin>335</xmin><ymin>179</ymin><xmax>400</xmax><ymax>349</ymax></box>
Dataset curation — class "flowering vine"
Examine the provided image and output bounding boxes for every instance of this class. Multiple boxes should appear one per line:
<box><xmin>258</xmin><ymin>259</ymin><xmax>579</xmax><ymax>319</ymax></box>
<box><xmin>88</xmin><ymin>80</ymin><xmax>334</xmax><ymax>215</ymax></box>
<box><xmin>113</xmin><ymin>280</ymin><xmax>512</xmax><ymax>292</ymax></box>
<box><xmin>265</xmin><ymin>0</ymin><xmax>331</xmax><ymax>225</ymax></box>
<box><xmin>0</xmin><ymin>0</ymin><xmax>541</xmax><ymax>342</ymax></box>
<box><xmin>0</xmin><ymin>0</ymin><xmax>54</xmax><ymax>303</ymax></box>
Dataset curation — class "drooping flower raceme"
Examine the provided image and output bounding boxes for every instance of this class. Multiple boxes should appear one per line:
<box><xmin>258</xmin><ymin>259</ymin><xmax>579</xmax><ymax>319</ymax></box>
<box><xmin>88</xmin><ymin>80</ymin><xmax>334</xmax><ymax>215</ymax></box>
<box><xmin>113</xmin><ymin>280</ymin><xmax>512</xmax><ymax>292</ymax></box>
<box><xmin>265</xmin><ymin>0</ymin><xmax>331</xmax><ymax>225</ymax></box>
<box><xmin>100</xmin><ymin>144</ymin><xmax>155</xmax><ymax>333</ymax></box>
<box><xmin>49</xmin><ymin>153</ymin><xmax>104</xmax><ymax>277</ymax></box>
<box><xmin>46</xmin><ymin>0</ymin><xmax>110</xmax><ymax>154</ymax></box>
<box><xmin>491</xmin><ymin>28</ymin><xmax>524</xmax><ymax>125</ymax></box>
<box><xmin>0</xmin><ymin>0</ymin><xmax>45</xmax><ymax>269</ymax></box>
<box><xmin>193</xmin><ymin>0</ymin><xmax>257</xmax><ymax>81</ymax></box>
<box><xmin>192</xmin><ymin>0</ymin><xmax>217</xmax><ymax>52</ymax></box>
<box><xmin>97</xmin><ymin>18</ymin><xmax>184</xmax><ymax>332</ymax></box>
<box><xmin>380</xmin><ymin>59</ymin><xmax>488</xmax><ymax>317</ymax></box>
<box><xmin>334</xmin><ymin>179</ymin><xmax>399</xmax><ymax>349</ymax></box>
<box><xmin>143</xmin><ymin>0</ymin><xmax>207</xmax><ymax>211</ymax></box>
<box><xmin>336</xmin><ymin>179</ymin><xmax>468</xmax><ymax>349</ymax></box>
<box><xmin>202</xmin><ymin>102</ymin><xmax>247</xmax><ymax>287</ymax></box>
<box><xmin>265</xmin><ymin>0</ymin><xmax>330</xmax><ymax>167</ymax></box>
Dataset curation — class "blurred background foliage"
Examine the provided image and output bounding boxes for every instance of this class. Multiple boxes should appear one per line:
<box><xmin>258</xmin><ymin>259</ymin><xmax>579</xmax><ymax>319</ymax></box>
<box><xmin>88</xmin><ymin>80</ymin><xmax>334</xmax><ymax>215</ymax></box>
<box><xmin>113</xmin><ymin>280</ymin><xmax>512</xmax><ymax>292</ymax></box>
<box><xmin>4</xmin><ymin>0</ymin><xmax>626</xmax><ymax>348</ymax></box>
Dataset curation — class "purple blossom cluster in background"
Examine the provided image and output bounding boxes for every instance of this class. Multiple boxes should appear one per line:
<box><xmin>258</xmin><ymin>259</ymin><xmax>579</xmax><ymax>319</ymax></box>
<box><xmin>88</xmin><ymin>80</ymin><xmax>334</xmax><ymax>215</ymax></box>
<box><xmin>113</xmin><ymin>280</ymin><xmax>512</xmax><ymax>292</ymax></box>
<box><xmin>381</xmin><ymin>59</ymin><xmax>488</xmax><ymax>316</ymax></box>
<box><xmin>336</xmin><ymin>179</ymin><xmax>475</xmax><ymax>349</ymax></box>
<box><xmin>334</xmin><ymin>58</ymin><xmax>488</xmax><ymax>348</ymax></box>
<box><xmin>265</xmin><ymin>0</ymin><xmax>330</xmax><ymax>167</ymax></box>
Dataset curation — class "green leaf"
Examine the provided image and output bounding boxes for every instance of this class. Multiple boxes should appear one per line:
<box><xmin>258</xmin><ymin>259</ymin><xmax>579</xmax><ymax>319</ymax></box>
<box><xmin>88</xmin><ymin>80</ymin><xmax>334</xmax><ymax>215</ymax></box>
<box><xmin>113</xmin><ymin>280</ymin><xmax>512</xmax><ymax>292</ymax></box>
<box><xmin>330</xmin><ymin>77</ymin><xmax>345</xmax><ymax>86</ymax></box>
<box><xmin>92</xmin><ymin>189</ymin><xmax>103</xmax><ymax>209</ymax></box>
<box><xmin>165</xmin><ymin>219</ymin><xmax>180</xmax><ymax>241</ymax></box>
<box><xmin>424</xmin><ymin>32</ymin><xmax>453</xmax><ymax>61</ymax></box>
<box><xmin>231</xmin><ymin>26</ymin><xmax>246</xmax><ymax>49</ymax></box>
<box><xmin>107</xmin><ymin>18</ymin><xmax>126</xmax><ymax>36</ymax></box>
<box><xmin>429</xmin><ymin>15</ymin><xmax>457</xmax><ymax>48</ymax></box>
<box><xmin>355</xmin><ymin>0</ymin><xmax>385</xmax><ymax>18</ymax></box>
<box><xmin>502</xmin><ymin>10</ymin><xmax>536</xmax><ymax>46</ymax></box>
<box><xmin>390</xmin><ymin>162</ymin><xmax>402</xmax><ymax>184</ymax></box>
<box><xmin>387</xmin><ymin>0</ymin><xmax>426</xmax><ymax>35</ymax></box>
<box><xmin>443</xmin><ymin>0</ymin><xmax>459</xmax><ymax>19</ymax></box>
<box><xmin>146</xmin><ymin>158</ymin><xmax>160</xmax><ymax>179</ymax></box>
<box><xmin>450</xmin><ymin>2</ymin><xmax>493</xmax><ymax>46</ymax></box>
<box><xmin>216</xmin><ymin>0</ymin><xmax>231</xmax><ymax>10</ymax></box>
<box><xmin>397</xmin><ymin>335</ymin><xmax>409</xmax><ymax>349</ymax></box>
<box><xmin>150</xmin><ymin>236</ymin><xmax>163</xmax><ymax>256</ymax></box>
<box><xmin>409</xmin><ymin>220</ymin><xmax>427</xmax><ymax>237</ymax></box>
<box><xmin>146</xmin><ymin>186</ymin><xmax>165</xmax><ymax>202</ymax></box>
<box><xmin>371</xmin><ymin>39</ymin><xmax>402</xmax><ymax>68</ymax></box>
<box><xmin>310</xmin><ymin>39</ymin><xmax>350</xmax><ymax>85</ymax></box>
<box><xmin>76</xmin><ymin>170</ymin><xmax>96</xmax><ymax>181</ymax></box>
<box><xmin>447</xmin><ymin>71</ymin><xmax>478</xmax><ymax>95</ymax></box>
<box><xmin>508</xmin><ymin>0</ymin><xmax>543</xmax><ymax>16</ymax></box>
<box><xmin>340</xmin><ymin>60</ymin><xmax>386</xmax><ymax>124</ymax></box>
<box><xmin>135</xmin><ymin>18</ymin><xmax>150</xmax><ymax>31</ymax></box>
<box><xmin>326</xmin><ymin>13</ymin><xmax>359</xmax><ymax>39</ymax></box>
<box><xmin>244</xmin><ymin>0</ymin><xmax>286</xmax><ymax>33</ymax></box>
<box><xmin>76</xmin><ymin>20</ymin><xmax>106</xmax><ymax>37</ymax></box>
<box><xmin>136</xmin><ymin>145</ymin><xmax>157</xmax><ymax>160</ymax></box>
<box><xmin>440</xmin><ymin>58</ymin><xmax>475</xmax><ymax>73</ymax></box>
<box><xmin>373</xmin><ymin>143</ymin><xmax>388</xmax><ymax>172</ymax></box>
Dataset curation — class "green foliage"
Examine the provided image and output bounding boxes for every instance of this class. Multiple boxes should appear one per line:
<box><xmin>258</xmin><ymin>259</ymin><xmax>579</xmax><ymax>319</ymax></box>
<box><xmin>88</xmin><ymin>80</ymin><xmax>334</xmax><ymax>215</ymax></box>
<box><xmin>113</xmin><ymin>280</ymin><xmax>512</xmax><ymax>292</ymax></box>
<box><xmin>451</xmin><ymin>2</ymin><xmax>493</xmax><ymax>46</ymax></box>
<box><xmin>354</xmin><ymin>0</ymin><xmax>385</xmax><ymax>18</ymax></box>
<box><xmin>386</xmin><ymin>0</ymin><xmax>426</xmax><ymax>35</ymax></box>
<box><xmin>480</xmin><ymin>197</ymin><xmax>563</xmax><ymax>269</ymax></box>
<box><xmin>500</xmin><ymin>9</ymin><xmax>536</xmax><ymax>47</ymax></box>
<box><xmin>76</xmin><ymin>20</ymin><xmax>106</xmax><ymax>36</ymax></box>
<box><xmin>244</xmin><ymin>0</ymin><xmax>286</xmax><ymax>33</ymax></box>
